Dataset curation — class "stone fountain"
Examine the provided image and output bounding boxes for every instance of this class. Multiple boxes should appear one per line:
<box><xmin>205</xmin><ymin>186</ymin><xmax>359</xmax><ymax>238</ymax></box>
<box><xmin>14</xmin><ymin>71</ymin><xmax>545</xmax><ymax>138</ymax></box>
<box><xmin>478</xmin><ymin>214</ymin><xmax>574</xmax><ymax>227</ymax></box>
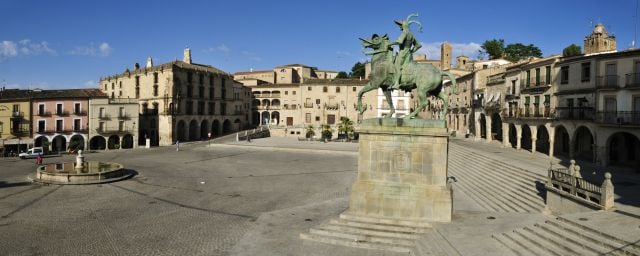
<box><xmin>34</xmin><ymin>150</ymin><xmax>133</xmax><ymax>184</ymax></box>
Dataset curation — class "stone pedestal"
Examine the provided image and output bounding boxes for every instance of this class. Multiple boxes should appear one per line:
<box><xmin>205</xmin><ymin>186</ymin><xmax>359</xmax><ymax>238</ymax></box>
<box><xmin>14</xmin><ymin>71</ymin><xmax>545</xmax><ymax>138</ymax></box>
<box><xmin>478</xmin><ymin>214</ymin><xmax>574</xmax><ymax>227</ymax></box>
<box><xmin>348</xmin><ymin>118</ymin><xmax>452</xmax><ymax>223</ymax></box>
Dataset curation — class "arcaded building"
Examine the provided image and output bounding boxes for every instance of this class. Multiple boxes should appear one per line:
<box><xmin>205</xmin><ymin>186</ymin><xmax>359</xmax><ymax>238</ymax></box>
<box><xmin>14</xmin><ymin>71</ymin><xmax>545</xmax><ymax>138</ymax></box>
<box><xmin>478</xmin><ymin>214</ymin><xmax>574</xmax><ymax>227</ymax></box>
<box><xmin>100</xmin><ymin>48</ymin><xmax>252</xmax><ymax>146</ymax></box>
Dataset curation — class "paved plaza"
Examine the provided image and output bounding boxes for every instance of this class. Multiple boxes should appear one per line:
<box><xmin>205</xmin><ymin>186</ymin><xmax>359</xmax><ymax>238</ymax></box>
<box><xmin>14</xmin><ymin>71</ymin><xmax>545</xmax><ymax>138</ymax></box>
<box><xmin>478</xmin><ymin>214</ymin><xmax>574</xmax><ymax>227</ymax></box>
<box><xmin>0</xmin><ymin>137</ymin><xmax>639</xmax><ymax>255</ymax></box>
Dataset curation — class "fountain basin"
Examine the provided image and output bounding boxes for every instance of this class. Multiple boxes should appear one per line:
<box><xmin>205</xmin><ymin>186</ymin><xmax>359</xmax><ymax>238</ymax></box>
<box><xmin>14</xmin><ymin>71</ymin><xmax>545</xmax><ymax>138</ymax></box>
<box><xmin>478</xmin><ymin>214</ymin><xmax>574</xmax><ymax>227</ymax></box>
<box><xmin>34</xmin><ymin>161</ymin><xmax>133</xmax><ymax>185</ymax></box>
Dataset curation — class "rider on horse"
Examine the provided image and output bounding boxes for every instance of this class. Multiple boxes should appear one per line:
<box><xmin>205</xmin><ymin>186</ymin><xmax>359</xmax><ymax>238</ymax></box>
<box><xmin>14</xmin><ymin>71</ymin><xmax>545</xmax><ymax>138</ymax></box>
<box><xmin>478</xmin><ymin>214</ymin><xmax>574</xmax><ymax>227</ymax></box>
<box><xmin>390</xmin><ymin>13</ymin><xmax>423</xmax><ymax>91</ymax></box>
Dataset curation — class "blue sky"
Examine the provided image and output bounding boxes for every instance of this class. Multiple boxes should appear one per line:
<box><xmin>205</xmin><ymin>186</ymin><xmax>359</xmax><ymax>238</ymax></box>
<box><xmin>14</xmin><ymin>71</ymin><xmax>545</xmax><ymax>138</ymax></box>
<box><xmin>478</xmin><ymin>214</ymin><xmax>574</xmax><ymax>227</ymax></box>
<box><xmin>0</xmin><ymin>0</ymin><xmax>637</xmax><ymax>89</ymax></box>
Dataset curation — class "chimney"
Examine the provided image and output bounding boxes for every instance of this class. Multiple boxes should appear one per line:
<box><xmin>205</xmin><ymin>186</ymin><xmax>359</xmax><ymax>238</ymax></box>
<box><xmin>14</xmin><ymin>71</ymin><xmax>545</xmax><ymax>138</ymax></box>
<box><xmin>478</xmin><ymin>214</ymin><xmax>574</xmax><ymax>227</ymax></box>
<box><xmin>134</xmin><ymin>63</ymin><xmax>140</xmax><ymax>71</ymax></box>
<box><xmin>146</xmin><ymin>57</ymin><xmax>153</xmax><ymax>68</ymax></box>
<box><xmin>183</xmin><ymin>48</ymin><xmax>192</xmax><ymax>64</ymax></box>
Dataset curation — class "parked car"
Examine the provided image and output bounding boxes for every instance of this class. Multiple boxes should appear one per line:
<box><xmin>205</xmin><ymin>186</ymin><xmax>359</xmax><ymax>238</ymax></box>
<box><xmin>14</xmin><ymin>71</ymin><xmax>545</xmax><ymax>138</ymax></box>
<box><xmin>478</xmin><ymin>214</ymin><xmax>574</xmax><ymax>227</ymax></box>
<box><xmin>19</xmin><ymin>147</ymin><xmax>44</xmax><ymax>159</ymax></box>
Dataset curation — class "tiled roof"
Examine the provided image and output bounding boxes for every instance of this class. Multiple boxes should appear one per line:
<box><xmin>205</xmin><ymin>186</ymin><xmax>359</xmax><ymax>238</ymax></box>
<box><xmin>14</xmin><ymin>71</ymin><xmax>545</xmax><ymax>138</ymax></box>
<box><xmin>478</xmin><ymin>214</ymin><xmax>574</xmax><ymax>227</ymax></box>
<box><xmin>31</xmin><ymin>89</ymin><xmax>107</xmax><ymax>99</ymax></box>
<box><xmin>0</xmin><ymin>89</ymin><xmax>33</xmax><ymax>100</ymax></box>
<box><xmin>234</xmin><ymin>70</ymin><xmax>273</xmax><ymax>75</ymax></box>
<box><xmin>274</xmin><ymin>63</ymin><xmax>311</xmax><ymax>68</ymax></box>
<box><xmin>102</xmin><ymin>60</ymin><xmax>229</xmax><ymax>81</ymax></box>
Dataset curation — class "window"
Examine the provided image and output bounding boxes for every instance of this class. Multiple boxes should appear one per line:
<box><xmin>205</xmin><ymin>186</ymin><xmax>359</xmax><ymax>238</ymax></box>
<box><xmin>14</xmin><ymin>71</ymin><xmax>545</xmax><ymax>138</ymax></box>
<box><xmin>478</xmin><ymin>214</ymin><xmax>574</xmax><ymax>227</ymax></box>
<box><xmin>74</xmin><ymin>103</ymin><xmax>81</xmax><ymax>115</ymax></box>
<box><xmin>119</xmin><ymin>121</ymin><xmax>124</xmax><ymax>131</ymax></box>
<box><xmin>535</xmin><ymin>68</ymin><xmax>541</xmax><ymax>86</ymax></box>
<box><xmin>99</xmin><ymin>107</ymin><xmax>105</xmax><ymax>118</ymax></box>
<box><xmin>74</xmin><ymin>119</ymin><xmax>81</xmax><ymax>131</ymax></box>
<box><xmin>56</xmin><ymin>119</ymin><xmax>63</xmax><ymax>132</ymax></box>
<box><xmin>56</xmin><ymin>103</ymin><xmax>63</xmax><ymax>115</ymax></box>
<box><xmin>545</xmin><ymin>66</ymin><xmax>551</xmax><ymax>85</ymax></box>
<box><xmin>305</xmin><ymin>113</ymin><xmax>311</xmax><ymax>123</ymax></box>
<box><xmin>292</xmin><ymin>91</ymin><xmax>296</xmax><ymax>95</ymax></box>
<box><xmin>525</xmin><ymin>70</ymin><xmax>531</xmax><ymax>87</ymax></box>
<box><xmin>38</xmin><ymin>120</ymin><xmax>45</xmax><ymax>132</ymax></box>
<box><xmin>38</xmin><ymin>104</ymin><xmax>45</xmax><ymax>115</ymax></box>
<box><xmin>111</xmin><ymin>83</ymin><xmax>114</xmax><ymax>90</ymax></box>
<box><xmin>316</xmin><ymin>99</ymin><xmax>320</xmax><ymax>104</ymax></box>
<box><xmin>153</xmin><ymin>85</ymin><xmax>158</xmax><ymax>96</ymax></box>
<box><xmin>308</xmin><ymin>86</ymin><xmax>312</xmax><ymax>91</ymax></box>
<box><xmin>209</xmin><ymin>102</ymin><xmax>215</xmax><ymax>115</ymax></box>
<box><xmin>285</xmin><ymin>91</ymin><xmax>288</xmax><ymax>95</ymax></box>
<box><xmin>135</xmin><ymin>76</ymin><xmax>140</xmax><ymax>86</ymax></box>
<box><xmin>98</xmin><ymin>122</ymin><xmax>104</xmax><ymax>132</ymax></box>
<box><xmin>154</xmin><ymin>72</ymin><xmax>158</xmax><ymax>83</ymax></box>
<box><xmin>581</xmin><ymin>62</ymin><xmax>591</xmax><ymax>82</ymax></box>
<box><xmin>209</xmin><ymin>87</ymin><xmax>214</xmax><ymax>99</ymax></box>
<box><xmin>119</xmin><ymin>81</ymin><xmax>122</xmax><ymax>88</ymax></box>
<box><xmin>323</xmin><ymin>86</ymin><xmax>328</xmax><ymax>93</ymax></box>
<box><xmin>336</xmin><ymin>87</ymin><xmax>341</xmax><ymax>93</ymax></box>
<box><xmin>315</xmin><ymin>116</ymin><xmax>320</xmax><ymax>121</ymax></box>
<box><xmin>352</xmin><ymin>87</ymin><xmax>357</xmax><ymax>92</ymax></box>
<box><xmin>560</xmin><ymin>66</ymin><xmax>569</xmax><ymax>84</ymax></box>
<box><xmin>119</xmin><ymin>107</ymin><xmax>125</xmax><ymax>117</ymax></box>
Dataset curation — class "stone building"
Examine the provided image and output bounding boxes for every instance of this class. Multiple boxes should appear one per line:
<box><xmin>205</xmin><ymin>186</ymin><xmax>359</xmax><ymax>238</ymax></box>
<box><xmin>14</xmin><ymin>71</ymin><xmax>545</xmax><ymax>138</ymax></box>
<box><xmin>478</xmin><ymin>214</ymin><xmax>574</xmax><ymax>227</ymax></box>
<box><xmin>445</xmin><ymin>72</ymin><xmax>473</xmax><ymax>135</ymax></box>
<box><xmin>31</xmin><ymin>89</ymin><xmax>105</xmax><ymax>153</ymax></box>
<box><xmin>584</xmin><ymin>22</ymin><xmax>616</xmax><ymax>55</ymax></box>
<box><xmin>88</xmin><ymin>98</ymin><xmax>139</xmax><ymax>150</ymax></box>
<box><xmin>0</xmin><ymin>89</ymin><xmax>32</xmax><ymax>154</ymax></box>
<box><xmin>100</xmin><ymin>48</ymin><xmax>252</xmax><ymax>146</ymax></box>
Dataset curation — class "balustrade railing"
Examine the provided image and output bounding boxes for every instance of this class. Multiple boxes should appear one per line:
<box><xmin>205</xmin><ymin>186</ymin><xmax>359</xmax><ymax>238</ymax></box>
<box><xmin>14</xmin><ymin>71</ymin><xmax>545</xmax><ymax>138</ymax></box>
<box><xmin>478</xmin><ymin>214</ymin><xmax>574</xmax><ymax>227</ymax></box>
<box><xmin>546</xmin><ymin>162</ymin><xmax>614</xmax><ymax>210</ymax></box>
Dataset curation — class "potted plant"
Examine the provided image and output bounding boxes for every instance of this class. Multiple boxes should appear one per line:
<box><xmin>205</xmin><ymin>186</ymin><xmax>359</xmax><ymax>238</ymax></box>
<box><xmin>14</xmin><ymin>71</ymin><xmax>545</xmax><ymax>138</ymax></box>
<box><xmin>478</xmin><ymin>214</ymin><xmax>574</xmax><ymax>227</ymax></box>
<box><xmin>338</xmin><ymin>117</ymin><xmax>354</xmax><ymax>142</ymax></box>
<box><xmin>305</xmin><ymin>125</ymin><xmax>315</xmax><ymax>140</ymax></box>
<box><xmin>321</xmin><ymin>124</ymin><xmax>333</xmax><ymax>142</ymax></box>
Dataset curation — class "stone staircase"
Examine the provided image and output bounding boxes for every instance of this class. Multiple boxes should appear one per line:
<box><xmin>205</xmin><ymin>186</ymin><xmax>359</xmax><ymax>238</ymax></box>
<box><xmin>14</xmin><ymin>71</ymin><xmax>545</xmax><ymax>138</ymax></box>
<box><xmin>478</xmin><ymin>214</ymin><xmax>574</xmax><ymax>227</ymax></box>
<box><xmin>300</xmin><ymin>213</ymin><xmax>431</xmax><ymax>253</ymax></box>
<box><xmin>448</xmin><ymin>144</ymin><xmax>547</xmax><ymax>213</ymax></box>
<box><xmin>492</xmin><ymin>215</ymin><xmax>640</xmax><ymax>256</ymax></box>
<box><xmin>412</xmin><ymin>229</ymin><xmax>461</xmax><ymax>256</ymax></box>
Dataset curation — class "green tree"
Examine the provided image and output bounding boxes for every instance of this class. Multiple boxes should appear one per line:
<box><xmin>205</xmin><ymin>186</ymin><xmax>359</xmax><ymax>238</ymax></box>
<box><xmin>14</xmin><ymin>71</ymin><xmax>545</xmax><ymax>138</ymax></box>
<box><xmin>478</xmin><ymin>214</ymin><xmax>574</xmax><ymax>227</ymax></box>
<box><xmin>503</xmin><ymin>43</ymin><xmax>542</xmax><ymax>62</ymax></box>
<box><xmin>349</xmin><ymin>62</ymin><xmax>366</xmax><ymax>78</ymax></box>
<box><xmin>305</xmin><ymin>125</ymin><xmax>315</xmax><ymax>139</ymax></box>
<box><xmin>479</xmin><ymin>39</ymin><xmax>505</xmax><ymax>59</ymax></box>
<box><xmin>562</xmin><ymin>44</ymin><xmax>582</xmax><ymax>57</ymax></box>
<box><xmin>336</xmin><ymin>71</ymin><xmax>349</xmax><ymax>79</ymax></box>
<box><xmin>338</xmin><ymin>117</ymin><xmax>355</xmax><ymax>141</ymax></box>
<box><xmin>321</xmin><ymin>124</ymin><xmax>333</xmax><ymax>140</ymax></box>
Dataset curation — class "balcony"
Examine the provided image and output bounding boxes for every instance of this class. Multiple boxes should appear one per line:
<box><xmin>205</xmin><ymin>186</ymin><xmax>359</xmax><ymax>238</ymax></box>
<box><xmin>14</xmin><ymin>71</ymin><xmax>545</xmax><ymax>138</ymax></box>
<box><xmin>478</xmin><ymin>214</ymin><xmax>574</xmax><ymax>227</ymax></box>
<box><xmin>595</xmin><ymin>111</ymin><xmax>640</xmax><ymax>125</ymax></box>
<box><xmin>625</xmin><ymin>73</ymin><xmax>640</xmax><ymax>88</ymax></box>
<box><xmin>596</xmin><ymin>75</ymin><xmax>620</xmax><ymax>89</ymax></box>
<box><xmin>98</xmin><ymin>114</ymin><xmax>111</xmax><ymax>120</ymax></box>
<box><xmin>487</xmin><ymin>76</ymin><xmax>505</xmax><ymax>85</ymax></box>
<box><xmin>324</xmin><ymin>103</ymin><xmax>340</xmax><ymax>110</ymax></box>
<box><xmin>56</xmin><ymin>111</ymin><xmax>70</xmax><ymax>116</ymax></box>
<box><xmin>10</xmin><ymin>111</ymin><xmax>24</xmax><ymax>120</ymax></box>
<box><xmin>303</xmin><ymin>102</ymin><xmax>314</xmax><ymax>108</ymax></box>
<box><xmin>117</xmin><ymin>113</ymin><xmax>130</xmax><ymax>120</ymax></box>
<box><xmin>37</xmin><ymin>111</ymin><xmax>52</xmax><ymax>117</ymax></box>
<box><xmin>74</xmin><ymin>110</ymin><xmax>87</xmax><ymax>116</ymax></box>
<box><xmin>555</xmin><ymin>107</ymin><xmax>594</xmax><ymax>120</ymax></box>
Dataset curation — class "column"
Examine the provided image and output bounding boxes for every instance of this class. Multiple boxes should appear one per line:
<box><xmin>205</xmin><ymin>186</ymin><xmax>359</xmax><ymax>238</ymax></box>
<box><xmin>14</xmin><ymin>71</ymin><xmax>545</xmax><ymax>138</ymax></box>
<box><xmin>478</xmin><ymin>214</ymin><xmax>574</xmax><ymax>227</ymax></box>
<box><xmin>549</xmin><ymin>138</ymin><xmax>555</xmax><ymax>158</ymax></box>
<box><xmin>516</xmin><ymin>125</ymin><xmax>522</xmax><ymax>150</ymax></box>
<box><xmin>502</xmin><ymin>123</ymin><xmax>510</xmax><ymax>147</ymax></box>
<box><xmin>474</xmin><ymin>118</ymin><xmax>481</xmax><ymax>140</ymax></box>
<box><xmin>485</xmin><ymin>116</ymin><xmax>492</xmax><ymax>142</ymax></box>
<box><xmin>531</xmin><ymin>137</ymin><xmax>537</xmax><ymax>153</ymax></box>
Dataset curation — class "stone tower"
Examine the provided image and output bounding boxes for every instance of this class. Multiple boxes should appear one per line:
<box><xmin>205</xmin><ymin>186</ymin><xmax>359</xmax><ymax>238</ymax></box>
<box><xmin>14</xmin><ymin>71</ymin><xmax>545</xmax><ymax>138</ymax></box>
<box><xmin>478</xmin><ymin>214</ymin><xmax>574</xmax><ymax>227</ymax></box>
<box><xmin>584</xmin><ymin>22</ymin><xmax>616</xmax><ymax>55</ymax></box>
<box><xmin>183</xmin><ymin>48</ymin><xmax>192</xmax><ymax>64</ymax></box>
<box><xmin>456</xmin><ymin>55</ymin><xmax>470</xmax><ymax>70</ymax></box>
<box><xmin>441</xmin><ymin>42</ymin><xmax>452</xmax><ymax>70</ymax></box>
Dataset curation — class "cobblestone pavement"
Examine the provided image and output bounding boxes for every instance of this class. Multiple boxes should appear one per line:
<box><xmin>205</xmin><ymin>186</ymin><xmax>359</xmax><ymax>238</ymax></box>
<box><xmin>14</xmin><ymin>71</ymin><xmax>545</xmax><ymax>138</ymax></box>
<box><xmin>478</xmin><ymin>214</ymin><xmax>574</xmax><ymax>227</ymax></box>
<box><xmin>0</xmin><ymin>140</ymin><xmax>358</xmax><ymax>256</ymax></box>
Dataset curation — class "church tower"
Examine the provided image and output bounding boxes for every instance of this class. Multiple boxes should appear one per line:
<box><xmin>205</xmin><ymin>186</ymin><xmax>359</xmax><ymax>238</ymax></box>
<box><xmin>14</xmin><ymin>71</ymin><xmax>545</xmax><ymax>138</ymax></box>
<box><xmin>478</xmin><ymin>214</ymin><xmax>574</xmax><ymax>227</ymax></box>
<box><xmin>441</xmin><ymin>42</ymin><xmax>452</xmax><ymax>70</ymax></box>
<box><xmin>584</xmin><ymin>22</ymin><xmax>616</xmax><ymax>55</ymax></box>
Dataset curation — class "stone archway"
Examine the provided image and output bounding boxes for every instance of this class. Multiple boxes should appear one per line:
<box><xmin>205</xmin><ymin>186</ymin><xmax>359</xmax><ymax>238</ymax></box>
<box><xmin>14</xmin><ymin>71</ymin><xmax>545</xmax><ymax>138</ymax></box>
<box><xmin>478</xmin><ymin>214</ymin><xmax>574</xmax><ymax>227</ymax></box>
<box><xmin>554</xmin><ymin>126</ymin><xmax>570</xmax><ymax>157</ymax></box>
<box><xmin>536</xmin><ymin>125</ymin><xmax>550</xmax><ymax>154</ymax></box>
<box><xmin>69</xmin><ymin>134</ymin><xmax>85</xmax><ymax>151</ymax></box>
<box><xmin>608</xmin><ymin>132</ymin><xmax>640</xmax><ymax>167</ymax></box>
<box><xmin>122</xmin><ymin>134</ymin><xmax>134</xmax><ymax>149</ymax></box>
<box><xmin>34</xmin><ymin>136</ymin><xmax>50</xmax><ymax>152</ymax></box>
<box><xmin>480</xmin><ymin>114</ymin><xmax>487</xmax><ymax>139</ymax></box>
<box><xmin>189</xmin><ymin>120</ymin><xmax>199</xmax><ymax>141</ymax></box>
<box><xmin>234</xmin><ymin>118</ymin><xmax>241</xmax><ymax>131</ymax></box>
<box><xmin>51</xmin><ymin>135</ymin><xmax>67</xmax><ymax>153</ymax></box>
<box><xmin>521</xmin><ymin>125</ymin><xmax>532</xmax><ymax>151</ymax></box>
<box><xmin>108</xmin><ymin>135</ymin><xmax>120</xmax><ymax>149</ymax></box>
<box><xmin>574</xmin><ymin>126</ymin><xmax>594</xmax><ymax>161</ymax></box>
<box><xmin>252</xmin><ymin>111</ymin><xmax>260</xmax><ymax>126</ymax></box>
<box><xmin>200</xmin><ymin>120</ymin><xmax>210</xmax><ymax>140</ymax></box>
<box><xmin>90</xmin><ymin>136</ymin><xmax>106</xmax><ymax>150</ymax></box>
<box><xmin>491</xmin><ymin>113</ymin><xmax>502</xmax><ymax>141</ymax></box>
<box><xmin>261</xmin><ymin>111</ymin><xmax>270</xmax><ymax>125</ymax></box>
<box><xmin>271</xmin><ymin>111</ymin><xmax>280</xmax><ymax>125</ymax></box>
<box><xmin>212</xmin><ymin>120</ymin><xmax>221</xmax><ymax>137</ymax></box>
<box><xmin>177</xmin><ymin>120</ymin><xmax>186</xmax><ymax>142</ymax></box>
<box><xmin>509</xmin><ymin>123</ymin><xmax>517</xmax><ymax>149</ymax></box>
<box><xmin>223</xmin><ymin>119</ymin><xmax>231</xmax><ymax>134</ymax></box>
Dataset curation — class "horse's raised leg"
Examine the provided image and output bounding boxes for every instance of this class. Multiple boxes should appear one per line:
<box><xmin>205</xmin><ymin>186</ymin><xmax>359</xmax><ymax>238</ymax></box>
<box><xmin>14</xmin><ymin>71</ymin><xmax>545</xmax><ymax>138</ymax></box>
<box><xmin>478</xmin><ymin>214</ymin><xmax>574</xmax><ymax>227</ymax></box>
<box><xmin>357</xmin><ymin>82</ymin><xmax>378</xmax><ymax>114</ymax></box>
<box><xmin>383</xmin><ymin>88</ymin><xmax>395</xmax><ymax>117</ymax></box>
<box><xmin>437</xmin><ymin>90</ymin><xmax>449</xmax><ymax>120</ymax></box>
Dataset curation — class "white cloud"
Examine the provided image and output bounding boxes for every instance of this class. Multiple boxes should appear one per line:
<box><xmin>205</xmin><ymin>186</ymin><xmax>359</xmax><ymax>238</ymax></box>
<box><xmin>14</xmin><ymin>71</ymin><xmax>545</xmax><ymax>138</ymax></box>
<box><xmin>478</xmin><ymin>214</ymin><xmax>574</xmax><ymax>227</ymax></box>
<box><xmin>82</xmin><ymin>80</ymin><xmax>98</xmax><ymax>88</ymax></box>
<box><xmin>241</xmin><ymin>50</ymin><xmax>262</xmax><ymax>62</ymax></box>
<box><xmin>205</xmin><ymin>44</ymin><xmax>231</xmax><ymax>55</ymax></box>
<box><xmin>4</xmin><ymin>82</ymin><xmax>50</xmax><ymax>90</ymax></box>
<box><xmin>0</xmin><ymin>39</ymin><xmax>56</xmax><ymax>61</ymax></box>
<box><xmin>415</xmin><ymin>42</ymin><xmax>482</xmax><ymax>61</ymax></box>
<box><xmin>70</xmin><ymin>42</ymin><xmax>113</xmax><ymax>57</ymax></box>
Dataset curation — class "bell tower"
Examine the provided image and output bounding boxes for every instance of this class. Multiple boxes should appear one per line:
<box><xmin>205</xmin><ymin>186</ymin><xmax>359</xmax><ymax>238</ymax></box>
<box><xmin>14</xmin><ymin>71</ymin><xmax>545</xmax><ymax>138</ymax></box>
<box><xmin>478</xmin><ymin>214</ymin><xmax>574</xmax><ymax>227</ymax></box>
<box><xmin>584</xmin><ymin>22</ymin><xmax>616</xmax><ymax>55</ymax></box>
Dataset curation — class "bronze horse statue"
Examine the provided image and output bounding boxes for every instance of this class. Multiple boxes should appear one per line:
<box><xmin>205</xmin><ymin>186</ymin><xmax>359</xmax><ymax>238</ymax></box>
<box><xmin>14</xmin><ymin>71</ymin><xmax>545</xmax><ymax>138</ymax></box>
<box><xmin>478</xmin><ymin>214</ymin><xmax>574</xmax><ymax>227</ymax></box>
<box><xmin>356</xmin><ymin>34</ymin><xmax>458</xmax><ymax>119</ymax></box>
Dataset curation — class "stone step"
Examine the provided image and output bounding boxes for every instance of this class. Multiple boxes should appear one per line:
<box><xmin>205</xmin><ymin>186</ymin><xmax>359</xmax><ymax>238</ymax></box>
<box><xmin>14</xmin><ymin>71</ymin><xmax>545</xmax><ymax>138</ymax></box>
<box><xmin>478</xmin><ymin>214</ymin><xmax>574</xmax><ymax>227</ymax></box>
<box><xmin>511</xmin><ymin>228</ymin><xmax>563</xmax><ymax>256</ymax></box>
<box><xmin>449</xmin><ymin>149</ymin><xmax>545</xmax><ymax>191</ymax></box>
<box><xmin>504</xmin><ymin>230</ymin><xmax>551</xmax><ymax>256</ymax></box>
<box><xmin>523</xmin><ymin>226</ymin><xmax>592</xmax><ymax>256</ymax></box>
<box><xmin>449</xmin><ymin>158</ymin><xmax>543</xmax><ymax>212</ymax></box>
<box><xmin>299</xmin><ymin>232</ymin><xmax>413</xmax><ymax>253</ymax></box>
<box><xmin>535</xmin><ymin>222</ymin><xmax>613</xmax><ymax>255</ymax></box>
<box><xmin>329</xmin><ymin>219</ymin><xmax>429</xmax><ymax>234</ymax></box>
<box><xmin>446</xmin><ymin>174</ymin><xmax>510</xmax><ymax>212</ymax></box>
<box><xmin>491</xmin><ymin>233</ymin><xmax>531</xmax><ymax>256</ymax></box>
<box><xmin>419</xmin><ymin>229</ymin><xmax>462</xmax><ymax>256</ymax></box>
<box><xmin>319</xmin><ymin>223</ymin><xmax>420</xmax><ymax>240</ymax></box>
<box><xmin>449</xmin><ymin>148</ymin><xmax>545</xmax><ymax>184</ymax></box>
<box><xmin>553</xmin><ymin>217</ymin><xmax>640</xmax><ymax>255</ymax></box>
<box><xmin>338</xmin><ymin>213</ymin><xmax>432</xmax><ymax>228</ymax></box>
<box><xmin>308</xmin><ymin>228</ymin><xmax>415</xmax><ymax>247</ymax></box>
<box><xmin>450</xmin><ymin>146</ymin><xmax>546</xmax><ymax>180</ymax></box>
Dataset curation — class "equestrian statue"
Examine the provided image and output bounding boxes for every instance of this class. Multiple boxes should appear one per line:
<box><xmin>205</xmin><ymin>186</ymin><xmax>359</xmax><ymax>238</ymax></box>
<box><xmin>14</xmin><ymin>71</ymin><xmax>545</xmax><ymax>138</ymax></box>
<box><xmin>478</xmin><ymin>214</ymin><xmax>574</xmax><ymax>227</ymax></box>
<box><xmin>356</xmin><ymin>13</ymin><xmax>459</xmax><ymax>119</ymax></box>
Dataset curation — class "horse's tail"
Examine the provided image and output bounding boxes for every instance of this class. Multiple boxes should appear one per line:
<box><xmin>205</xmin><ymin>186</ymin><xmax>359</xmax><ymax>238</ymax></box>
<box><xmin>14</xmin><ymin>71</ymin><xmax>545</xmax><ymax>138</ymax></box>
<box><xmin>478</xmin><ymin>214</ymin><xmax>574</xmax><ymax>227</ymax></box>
<box><xmin>442</xmin><ymin>71</ymin><xmax>458</xmax><ymax>95</ymax></box>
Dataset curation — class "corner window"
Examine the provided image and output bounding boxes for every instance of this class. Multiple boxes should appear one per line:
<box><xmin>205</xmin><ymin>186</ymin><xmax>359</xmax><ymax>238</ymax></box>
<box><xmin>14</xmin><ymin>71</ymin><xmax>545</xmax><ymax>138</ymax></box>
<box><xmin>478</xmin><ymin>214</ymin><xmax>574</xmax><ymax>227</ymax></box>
<box><xmin>560</xmin><ymin>66</ymin><xmax>569</xmax><ymax>84</ymax></box>
<box><xmin>581</xmin><ymin>62</ymin><xmax>591</xmax><ymax>82</ymax></box>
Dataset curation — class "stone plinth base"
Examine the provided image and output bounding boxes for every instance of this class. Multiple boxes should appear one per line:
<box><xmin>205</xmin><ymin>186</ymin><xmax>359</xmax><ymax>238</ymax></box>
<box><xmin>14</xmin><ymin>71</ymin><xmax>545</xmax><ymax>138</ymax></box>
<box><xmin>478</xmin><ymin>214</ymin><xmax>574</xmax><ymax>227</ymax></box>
<box><xmin>348</xmin><ymin>118</ymin><xmax>452</xmax><ymax>223</ymax></box>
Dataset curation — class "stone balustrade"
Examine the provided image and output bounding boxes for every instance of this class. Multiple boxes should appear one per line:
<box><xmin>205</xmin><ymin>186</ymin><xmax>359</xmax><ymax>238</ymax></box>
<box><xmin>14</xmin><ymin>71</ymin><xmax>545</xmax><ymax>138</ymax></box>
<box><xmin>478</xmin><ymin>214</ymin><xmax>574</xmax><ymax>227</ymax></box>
<box><xmin>545</xmin><ymin>160</ymin><xmax>614</xmax><ymax>214</ymax></box>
